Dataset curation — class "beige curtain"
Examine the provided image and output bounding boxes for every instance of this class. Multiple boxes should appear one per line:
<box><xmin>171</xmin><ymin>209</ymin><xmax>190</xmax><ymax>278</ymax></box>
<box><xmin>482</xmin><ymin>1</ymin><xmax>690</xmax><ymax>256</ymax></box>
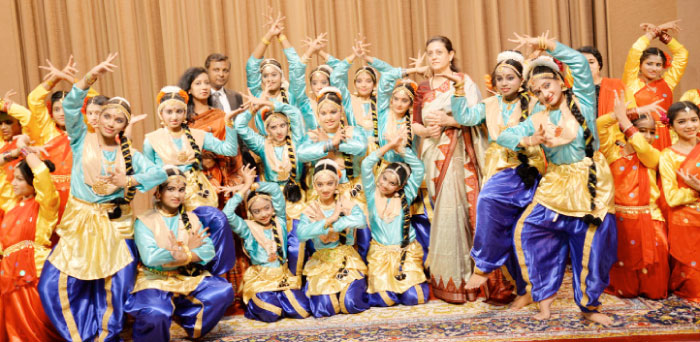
<box><xmin>2</xmin><ymin>0</ymin><xmax>697</xmax><ymax>211</ymax></box>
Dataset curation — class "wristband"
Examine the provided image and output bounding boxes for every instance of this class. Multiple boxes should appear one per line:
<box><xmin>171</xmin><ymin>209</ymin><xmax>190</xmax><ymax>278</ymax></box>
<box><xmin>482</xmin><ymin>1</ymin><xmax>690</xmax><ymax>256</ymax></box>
<box><xmin>658</xmin><ymin>30</ymin><xmax>672</xmax><ymax>44</ymax></box>
<box><xmin>84</xmin><ymin>72</ymin><xmax>97</xmax><ymax>86</ymax></box>
<box><xmin>278</xmin><ymin>34</ymin><xmax>287</xmax><ymax>43</ymax></box>
<box><xmin>626</xmin><ymin>107</ymin><xmax>639</xmax><ymax>121</ymax></box>
<box><xmin>19</xmin><ymin>148</ymin><xmax>30</xmax><ymax>157</ymax></box>
<box><xmin>45</xmin><ymin>78</ymin><xmax>56</xmax><ymax>89</ymax></box>
<box><xmin>623</xmin><ymin>125</ymin><xmax>639</xmax><ymax>139</ymax></box>
<box><xmin>261</xmin><ymin>37</ymin><xmax>271</xmax><ymax>45</ymax></box>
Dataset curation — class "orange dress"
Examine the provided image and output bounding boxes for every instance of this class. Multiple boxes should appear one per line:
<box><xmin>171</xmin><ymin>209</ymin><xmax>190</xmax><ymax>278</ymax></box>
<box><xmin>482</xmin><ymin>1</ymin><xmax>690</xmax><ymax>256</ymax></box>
<box><xmin>659</xmin><ymin>145</ymin><xmax>700</xmax><ymax>302</ymax></box>
<box><xmin>597</xmin><ymin>114</ymin><xmax>668</xmax><ymax>299</ymax></box>
<box><xmin>0</xmin><ymin>163</ymin><xmax>62</xmax><ymax>342</ymax></box>
<box><xmin>26</xmin><ymin>84</ymin><xmax>79</xmax><ymax>221</ymax></box>
<box><xmin>622</xmin><ymin>35</ymin><xmax>688</xmax><ymax>151</ymax></box>
<box><xmin>0</xmin><ymin>139</ymin><xmax>20</xmax><ymax>214</ymax></box>
<box><xmin>597</xmin><ymin>78</ymin><xmax>629</xmax><ymax>117</ymax></box>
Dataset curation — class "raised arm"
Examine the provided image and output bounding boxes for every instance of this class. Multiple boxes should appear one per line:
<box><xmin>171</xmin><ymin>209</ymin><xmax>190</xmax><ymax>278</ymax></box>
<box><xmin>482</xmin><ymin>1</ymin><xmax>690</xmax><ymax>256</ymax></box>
<box><xmin>202</xmin><ymin>125</ymin><xmax>239</xmax><ymax>156</ymax></box>
<box><xmin>234</xmin><ymin>110</ymin><xmax>265</xmax><ymax>156</ymax></box>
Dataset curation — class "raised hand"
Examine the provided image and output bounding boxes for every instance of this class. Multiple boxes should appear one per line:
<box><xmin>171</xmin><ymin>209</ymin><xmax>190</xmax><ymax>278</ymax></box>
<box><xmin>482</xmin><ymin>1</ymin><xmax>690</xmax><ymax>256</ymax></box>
<box><xmin>408</xmin><ymin>50</ymin><xmax>429</xmax><ymax>76</ymax></box>
<box><xmin>61</xmin><ymin>55</ymin><xmax>79</xmax><ymax>81</ymax></box>
<box><xmin>637</xmin><ymin>98</ymin><xmax>665</xmax><ymax>118</ymax></box>
<box><xmin>331</xmin><ymin>127</ymin><xmax>346</xmax><ymax>148</ymax></box>
<box><xmin>521</xmin><ymin>124</ymin><xmax>546</xmax><ymax>147</ymax></box>
<box><xmin>264</xmin><ymin>9</ymin><xmax>285</xmax><ymax>36</ymax></box>
<box><xmin>352</xmin><ymin>34</ymin><xmax>372</xmax><ymax>61</ymax></box>
<box><xmin>2</xmin><ymin>89</ymin><xmax>17</xmax><ymax>108</ymax></box>
<box><xmin>240</xmin><ymin>163</ymin><xmax>257</xmax><ymax>187</ymax></box>
<box><xmin>187</xmin><ymin>227</ymin><xmax>210</xmax><ymax>251</ymax></box>
<box><xmin>656</xmin><ymin>19</ymin><xmax>681</xmax><ymax>34</ymax></box>
<box><xmin>88</xmin><ymin>52</ymin><xmax>119</xmax><ymax>78</ymax></box>
<box><xmin>39</xmin><ymin>59</ymin><xmax>75</xmax><ymax>85</ymax></box>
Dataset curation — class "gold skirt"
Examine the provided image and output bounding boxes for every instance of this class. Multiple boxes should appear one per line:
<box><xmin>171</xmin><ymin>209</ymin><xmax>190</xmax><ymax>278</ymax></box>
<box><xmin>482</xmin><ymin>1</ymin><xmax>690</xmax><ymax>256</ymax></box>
<box><xmin>303</xmin><ymin>245</ymin><xmax>367</xmax><ymax>296</ymax></box>
<box><xmin>132</xmin><ymin>265</ymin><xmax>211</xmax><ymax>295</ymax></box>
<box><xmin>241</xmin><ymin>264</ymin><xmax>301</xmax><ymax>304</ymax></box>
<box><xmin>48</xmin><ymin>196</ymin><xmax>134</xmax><ymax>280</ymax></box>
<box><xmin>366</xmin><ymin>240</ymin><xmax>426</xmax><ymax>294</ymax></box>
<box><xmin>185</xmin><ymin>169</ymin><xmax>218</xmax><ymax>211</ymax></box>
<box><xmin>534</xmin><ymin>151</ymin><xmax>614</xmax><ymax>220</ymax></box>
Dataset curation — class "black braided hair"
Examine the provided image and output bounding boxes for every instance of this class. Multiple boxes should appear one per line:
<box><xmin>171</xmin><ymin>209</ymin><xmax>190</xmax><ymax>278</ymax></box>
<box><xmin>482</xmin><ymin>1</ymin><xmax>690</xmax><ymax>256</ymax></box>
<box><xmin>565</xmin><ymin>89</ymin><xmax>600</xmax><ymax>226</ymax></box>
<box><xmin>370</xmin><ymin>93</ymin><xmax>379</xmax><ymax>141</ymax></box>
<box><xmin>282</xmin><ymin>123</ymin><xmax>302</xmax><ymax>202</ymax></box>
<box><xmin>181</xmin><ymin>123</ymin><xmax>203</xmax><ymax>171</ymax></box>
<box><xmin>382</xmin><ymin>161</ymin><xmax>412</xmax><ymax>280</ymax></box>
<box><xmin>514</xmin><ymin>92</ymin><xmax>540</xmax><ymax>188</ymax></box>
<box><xmin>339</xmin><ymin>121</ymin><xmax>355</xmax><ymax>179</ymax></box>
<box><xmin>179</xmin><ymin>204</ymin><xmax>193</xmax><ymax>232</ymax></box>
<box><xmin>280</xmin><ymin>87</ymin><xmax>289</xmax><ymax>104</ymax></box>
<box><xmin>268</xmin><ymin>216</ymin><xmax>286</xmax><ymax>263</ymax></box>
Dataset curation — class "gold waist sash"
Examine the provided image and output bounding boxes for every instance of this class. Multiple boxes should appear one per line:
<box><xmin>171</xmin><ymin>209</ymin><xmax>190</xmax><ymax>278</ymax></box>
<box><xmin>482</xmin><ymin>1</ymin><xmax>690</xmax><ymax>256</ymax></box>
<box><xmin>534</xmin><ymin>152</ymin><xmax>614</xmax><ymax>220</ymax></box>
<box><xmin>241</xmin><ymin>264</ymin><xmax>301</xmax><ymax>304</ymax></box>
<box><xmin>132</xmin><ymin>264</ymin><xmax>211</xmax><ymax>295</ymax></box>
<box><xmin>2</xmin><ymin>240</ymin><xmax>36</xmax><ymax>257</ymax></box>
<box><xmin>302</xmin><ymin>244</ymin><xmax>367</xmax><ymax>296</ymax></box>
<box><xmin>48</xmin><ymin>196</ymin><xmax>134</xmax><ymax>280</ymax></box>
<box><xmin>366</xmin><ymin>240</ymin><xmax>426</xmax><ymax>294</ymax></box>
<box><xmin>615</xmin><ymin>204</ymin><xmax>651</xmax><ymax>214</ymax></box>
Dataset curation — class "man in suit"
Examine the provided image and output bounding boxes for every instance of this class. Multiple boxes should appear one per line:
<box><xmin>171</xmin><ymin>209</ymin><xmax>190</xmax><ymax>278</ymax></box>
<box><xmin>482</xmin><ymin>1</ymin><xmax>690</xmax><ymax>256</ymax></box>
<box><xmin>205</xmin><ymin>53</ymin><xmax>244</xmax><ymax>113</ymax></box>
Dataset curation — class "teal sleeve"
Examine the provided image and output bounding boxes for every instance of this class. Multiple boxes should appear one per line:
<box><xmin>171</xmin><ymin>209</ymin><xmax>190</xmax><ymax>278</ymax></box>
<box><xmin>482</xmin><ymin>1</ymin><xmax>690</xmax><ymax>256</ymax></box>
<box><xmin>329</xmin><ymin>59</ymin><xmax>357</xmax><ymax>127</ymax></box>
<box><xmin>496</xmin><ymin>117</ymin><xmax>535</xmax><ymax>152</ymax></box>
<box><xmin>374</xmin><ymin>61</ymin><xmax>403</xmax><ymax>114</ymax></box>
<box><xmin>338</xmin><ymin>131</ymin><xmax>368</xmax><ymax>156</ymax></box>
<box><xmin>63</xmin><ymin>85</ymin><xmax>89</xmax><ymax>143</ymax></box>
<box><xmin>402</xmin><ymin>148</ymin><xmax>424</xmax><ymax>203</ymax></box>
<box><xmin>223</xmin><ymin>193</ymin><xmax>250</xmax><ymax>239</ymax></box>
<box><xmin>134</xmin><ymin>219</ymin><xmax>175</xmax><ymax>267</ymax></box>
<box><xmin>297</xmin><ymin>137</ymin><xmax>329</xmax><ymax>163</ymax></box>
<box><xmin>332</xmin><ymin>204</ymin><xmax>366</xmax><ymax>232</ymax></box>
<box><xmin>202</xmin><ymin>126</ymin><xmax>238</xmax><ymax>156</ymax></box>
<box><xmin>451</xmin><ymin>97</ymin><xmax>486</xmax><ymax>127</ymax></box>
<box><xmin>234</xmin><ymin>110</ymin><xmax>265</xmax><ymax>156</ymax></box>
<box><xmin>285</xmin><ymin>47</ymin><xmax>307</xmax><ymax>107</ymax></box>
<box><xmin>131</xmin><ymin>150</ymin><xmax>168</xmax><ymax>192</ymax></box>
<box><xmin>326</xmin><ymin>55</ymin><xmax>341</xmax><ymax>68</ymax></box>
<box><xmin>246</xmin><ymin>55</ymin><xmax>263</xmax><ymax>97</ymax></box>
<box><xmin>361</xmin><ymin>150</ymin><xmax>380</xmax><ymax>198</ymax></box>
<box><xmin>142</xmin><ymin>138</ymin><xmax>157</xmax><ymax>163</ymax></box>
<box><xmin>295</xmin><ymin>213</ymin><xmax>327</xmax><ymax>242</ymax></box>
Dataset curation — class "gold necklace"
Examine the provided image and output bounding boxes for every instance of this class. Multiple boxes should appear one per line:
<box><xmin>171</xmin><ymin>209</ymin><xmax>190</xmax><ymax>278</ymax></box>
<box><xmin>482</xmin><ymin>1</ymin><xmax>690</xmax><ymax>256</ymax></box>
<box><xmin>156</xmin><ymin>205</ymin><xmax>179</xmax><ymax>217</ymax></box>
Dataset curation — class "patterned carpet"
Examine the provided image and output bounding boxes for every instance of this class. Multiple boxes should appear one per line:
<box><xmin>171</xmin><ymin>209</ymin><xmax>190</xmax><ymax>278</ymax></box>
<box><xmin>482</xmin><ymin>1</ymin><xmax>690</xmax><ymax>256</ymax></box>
<box><xmin>132</xmin><ymin>274</ymin><xmax>700</xmax><ymax>341</ymax></box>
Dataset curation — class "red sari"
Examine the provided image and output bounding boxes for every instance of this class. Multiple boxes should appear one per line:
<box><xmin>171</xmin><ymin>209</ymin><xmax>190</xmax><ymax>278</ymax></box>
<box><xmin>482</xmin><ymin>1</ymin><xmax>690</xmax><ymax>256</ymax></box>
<box><xmin>668</xmin><ymin>144</ymin><xmax>700</xmax><ymax>302</ymax></box>
<box><xmin>635</xmin><ymin>79</ymin><xmax>674</xmax><ymax>151</ymax></box>
<box><xmin>0</xmin><ymin>198</ymin><xmax>62</xmax><ymax>341</ymax></box>
<box><xmin>607</xmin><ymin>149</ymin><xmax>668</xmax><ymax>299</ymax></box>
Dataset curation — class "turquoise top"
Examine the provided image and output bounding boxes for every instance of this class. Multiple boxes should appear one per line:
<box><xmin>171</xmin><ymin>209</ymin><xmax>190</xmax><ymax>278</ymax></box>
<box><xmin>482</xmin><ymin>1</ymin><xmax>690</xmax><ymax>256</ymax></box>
<box><xmin>452</xmin><ymin>94</ymin><xmax>524</xmax><ymax>143</ymax></box>
<box><xmin>134</xmin><ymin>213</ymin><xmax>214</xmax><ymax>270</ymax></box>
<box><xmin>296</xmin><ymin>204</ymin><xmax>366</xmax><ymax>249</ymax></box>
<box><xmin>497</xmin><ymin>42</ymin><xmax>598</xmax><ymax>165</ymax></box>
<box><xmin>63</xmin><ymin>85</ymin><xmax>167</xmax><ymax>203</ymax></box>
<box><xmin>143</xmin><ymin>123</ymin><xmax>238</xmax><ymax>173</ymax></box>
<box><xmin>361</xmin><ymin>148</ymin><xmax>424</xmax><ymax>245</ymax></box>
<box><xmin>223</xmin><ymin>182</ymin><xmax>288</xmax><ymax>267</ymax></box>
<box><xmin>235</xmin><ymin>101</ymin><xmax>306</xmax><ymax>184</ymax></box>
<box><xmin>246</xmin><ymin>48</ymin><xmax>316</xmax><ymax>133</ymax></box>
<box><xmin>297</xmin><ymin>129</ymin><xmax>368</xmax><ymax>184</ymax></box>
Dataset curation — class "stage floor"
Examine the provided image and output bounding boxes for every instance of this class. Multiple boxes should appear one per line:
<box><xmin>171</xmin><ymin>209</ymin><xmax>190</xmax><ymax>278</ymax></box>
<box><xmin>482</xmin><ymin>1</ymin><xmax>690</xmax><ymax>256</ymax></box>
<box><xmin>135</xmin><ymin>273</ymin><xmax>700</xmax><ymax>341</ymax></box>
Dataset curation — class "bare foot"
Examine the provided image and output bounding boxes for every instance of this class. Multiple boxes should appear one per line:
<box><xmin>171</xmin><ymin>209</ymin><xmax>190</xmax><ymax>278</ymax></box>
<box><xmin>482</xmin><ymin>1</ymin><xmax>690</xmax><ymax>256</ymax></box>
<box><xmin>510</xmin><ymin>293</ymin><xmax>533</xmax><ymax>310</ymax></box>
<box><xmin>464</xmin><ymin>272</ymin><xmax>489</xmax><ymax>291</ymax></box>
<box><xmin>582</xmin><ymin>312</ymin><xmax>614</xmax><ymax>326</ymax></box>
<box><xmin>532</xmin><ymin>295</ymin><xmax>555</xmax><ymax>321</ymax></box>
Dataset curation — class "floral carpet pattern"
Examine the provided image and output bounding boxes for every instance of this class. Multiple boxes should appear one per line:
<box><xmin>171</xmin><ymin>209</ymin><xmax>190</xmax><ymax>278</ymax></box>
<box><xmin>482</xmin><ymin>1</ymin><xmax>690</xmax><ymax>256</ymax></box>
<box><xmin>129</xmin><ymin>275</ymin><xmax>700</xmax><ymax>341</ymax></box>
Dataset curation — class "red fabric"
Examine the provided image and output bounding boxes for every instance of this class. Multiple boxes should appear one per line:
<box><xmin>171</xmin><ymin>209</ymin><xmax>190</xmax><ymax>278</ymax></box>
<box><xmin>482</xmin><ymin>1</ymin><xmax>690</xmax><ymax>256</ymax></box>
<box><xmin>635</xmin><ymin>79</ymin><xmax>674</xmax><ymax>150</ymax></box>
<box><xmin>42</xmin><ymin>133</ymin><xmax>71</xmax><ymax>221</ymax></box>
<box><xmin>670</xmin><ymin>258</ymin><xmax>700</xmax><ymax>303</ymax></box>
<box><xmin>0</xmin><ymin>200</ymin><xmax>39</xmax><ymax>295</ymax></box>
<box><xmin>607</xmin><ymin>220</ymin><xmax>669</xmax><ymax>299</ymax></box>
<box><xmin>0</xmin><ymin>140</ymin><xmax>20</xmax><ymax>183</ymax></box>
<box><xmin>598</xmin><ymin>78</ymin><xmax>626</xmax><ymax>117</ymax></box>
<box><xmin>1</xmin><ymin>287</ymin><xmax>62</xmax><ymax>341</ymax></box>
<box><xmin>191</xmin><ymin>108</ymin><xmax>243</xmax><ymax>189</ymax></box>
<box><xmin>610</xmin><ymin>154</ymin><xmax>656</xmax><ymax>270</ymax></box>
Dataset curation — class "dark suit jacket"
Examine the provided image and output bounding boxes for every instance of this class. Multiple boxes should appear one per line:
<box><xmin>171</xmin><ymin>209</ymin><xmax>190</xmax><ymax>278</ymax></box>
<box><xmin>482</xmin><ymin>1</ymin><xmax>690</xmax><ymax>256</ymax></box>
<box><xmin>214</xmin><ymin>88</ymin><xmax>243</xmax><ymax>111</ymax></box>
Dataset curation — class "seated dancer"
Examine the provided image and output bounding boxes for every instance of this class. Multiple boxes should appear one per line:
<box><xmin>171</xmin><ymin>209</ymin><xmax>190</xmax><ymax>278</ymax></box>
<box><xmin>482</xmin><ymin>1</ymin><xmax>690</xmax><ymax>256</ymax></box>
<box><xmin>449</xmin><ymin>50</ymin><xmax>546</xmax><ymax>306</ymax></box>
<box><xmin>223</xmin><ymin>166</ymin><xmax>311</xmax><ymax>322</ymax></box>
<box><xmin>0</xmin><ymin>135</ymin><xmax>62</xmax><ymax>341</ymax></box>
<box><xmin>659</xmin><ymin>101</ymin><xmax>700</xmax><ymax>303</ymax></box>
<box><xmin>143</xmin><ymin>86</ymin><xmax>238</xmax><ymax>210</ymax></box>
<box><xmin>498</xmin><ymin>33</ymin><xmax>617</xmax><ymax>325</ymax></box>
<box><xmin>38</xmin><ymin>53</ymin><xmax>168</xmax><ymax>341</ymax></box>
<box><xmin>125</xmin><ymin>166</ymin><xmax>234</xmax><ymax>341</ymax></box>
<box><xmin>296</xmin><ymin>159</ymin><xmax>369</xmax><ymax>317</ymax></box>
<box><xmin>361</xmin><ymin>128</ymin><xmax>429</xmax><ymax>307</ymax></box>
<box><xmin>599</xmin><ymin>92</ymin><xmax>668</xmax><ymax>299</ymax></box>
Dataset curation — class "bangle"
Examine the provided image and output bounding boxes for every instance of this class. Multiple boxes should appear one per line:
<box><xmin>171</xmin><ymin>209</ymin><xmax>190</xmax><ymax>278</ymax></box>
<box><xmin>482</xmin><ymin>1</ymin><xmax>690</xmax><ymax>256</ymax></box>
<box><xmin>84</xmin><ymin>72</ymin><xmax>97</xmax><ymax>86</ymax></box>
<box><xmin>19</xmin><ymin>148</ymin><xmax>30</xmax><ymax>157</ymax></box>
<box><xmin>625</xmin><ymin>107</ymin><xmax>639</xmax><ymax>121</ymax></box>
<box><xmin>658</xmin><ymin>31</ymin><xmax>672</xmax><ymax>44</ymax></box>
<box><xmin>623</xmin><ymin>125</ymin><xmax>638</xmax><ymax>139</ymax></box>
<box><xmin>0</xmin><ymin>100</ymin><xmax>8</xmax><ymax>113</ymax></box>
<box><xmin>278</xmin><ymin>34</ymin><xmax>287</xmax><ymax>43</ymax></box>
<box><xmin>345</xmin><ymin>57</ymin><xmax>353</xmax><ymax>64</ymax></box>
<box><xmin>45</xmin><ymin>78</ymin><xmax>56</xmax><ymax>89</ymax></box>
<box><xmin>261</xmin><ymin>37</ymin><xmax>271</xmax><ymax>45</ymax></box>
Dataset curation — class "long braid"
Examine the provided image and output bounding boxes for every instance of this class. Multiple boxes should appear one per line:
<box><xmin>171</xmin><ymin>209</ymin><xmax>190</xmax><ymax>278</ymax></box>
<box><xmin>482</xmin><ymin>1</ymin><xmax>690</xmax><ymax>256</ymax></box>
<box><xmin>269</xmin><ymin>217</ymin><xmax>286</xmax><ymax>263</ymax></box>
<box><xmin>340</xmin><ymin>121</ymin><xmax>354</xmax><ymax>179</ymax></box>
<box><xmin>182</xmin><ymin>123</ymin><xmax>203</xmax><ymax>171</ymax></box>
<box><xmin>371</xmin><ymin>93</ymin><xmax>379</xmax><ymax>142</ymax></box>
<box><xmin>280</xmin><ymin>87</ymin><xmax>289</xmax><ymax>104</ymax></box>
<box><xmin>565</xmin><ymin>90</ymin><xmax>600</xmax><ymax>226</ymax></box>
<box><xmin>179</xmin><ymin>204</ymin><xmax>193</xmax><ymax>232</ymax></box>
<box><xmin>405</xmin><ymin>109</ymin><xmax>414</xmax><ymax>150</ymax></box>
<box><xmin>282</xmin><ymin>130</ymin><xmax>302</xmax><ymax>202</ymax></box>
<box><xmin>514</xmin><ymin>92</ymin><xmax>539</xmax><ymax>188</ymax></box>
<box><xmin>395</xmin><ymin>188</ymin><xmax>411</xmax><ymax>281</ymax></box>
<box><xmin>106</xmin><ymin>131</ymin><xmax>135</xmax><ymax>220</ymax></box>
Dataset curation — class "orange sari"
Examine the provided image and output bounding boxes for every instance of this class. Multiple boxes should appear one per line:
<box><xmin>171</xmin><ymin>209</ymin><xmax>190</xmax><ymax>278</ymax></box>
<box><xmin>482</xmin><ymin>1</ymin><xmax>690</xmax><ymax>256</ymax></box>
<box><xmin>598</xmin><ymin>78</ymin><xmax>627</xmax><ymax>117</ymax></box>
<box><xmin>43</xmin><ymin>133</ymin><xmax>71</xmax><ymax>221</ymax></box>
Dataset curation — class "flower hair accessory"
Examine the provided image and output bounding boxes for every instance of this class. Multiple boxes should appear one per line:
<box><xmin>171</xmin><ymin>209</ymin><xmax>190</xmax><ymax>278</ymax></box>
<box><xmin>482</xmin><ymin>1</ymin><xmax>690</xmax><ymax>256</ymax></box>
<box><xmin>317</xmin><ymin>86</ymin><xmax>343</xmax><ymax>102</ymax></box>
<box><xmin>523</xmin><ymin>55</ymin><xmax>559</xmax><ymax>79</ymax></box>
<box><xmin>660</xmin><ymin>111</ymin><xmax>670</xmax><ymax>126</ymax></box>
<box><xmin>496</xmin><ymin>50</ymin><xmax>525</xmax><ymax>65</ymax></box>
<box><xmin>157</xmin><ymin>86</ymin><xmax>189</xmax><ymax>104</ymax></box>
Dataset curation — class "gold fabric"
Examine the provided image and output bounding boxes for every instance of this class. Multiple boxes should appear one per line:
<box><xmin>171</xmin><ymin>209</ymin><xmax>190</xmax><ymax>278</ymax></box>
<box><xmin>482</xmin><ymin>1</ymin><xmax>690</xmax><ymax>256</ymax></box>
<box><xmin>132</xmin><ymin>265</ymin><xmax>210</xmax><ymax>295</ymax></box>
<box><xmin>534</xmin><ymin>152</ymin><xmax>615</xmax><ymax>220</ymax></box>
<box><xmin>48</xmin><ymin>196</ymin><xmax>134</xmax><ymax>280</ymax></box>
<box><xmin>264</xmin><ymin>138</ymin><xmax>292</xmax><ymax>180</ymax></box>
<box><xmin>302</xmin><ymin>244</ymin><xmax>367</xmax><ymax>296</ymax></box>
<box><xmin>366</xmin><ymin>240</ymin><xmax>426</xmax><ymax>294</ymax></box>
<box><xmin>529</xmin><ymin>105</ymin><xmax>580</xmax><ymax>149</ymax></box>
<box><xmin>483</xmin><ymin>96</ymin><xmax>521</xmax><ymax>143</ymax></box>
<box><xmin>241</xmin><ymin>264</ymin><xmax>301</xmax><ymax>304</ymax></box>
<box><xmin>481</xmin><ymin>142</ymin><xmax>545</xmax><ymax>184</ymax></box>
<box><xmin>137</xmin><ymin>209</ymin><xmax>203</xmax><ymax>268</ymax></box>
<box><xmin>82</xmin><ymin>132</ymin><xmax>126</xmax><ymax>197</ymax></box>
<box><xmin>145</xmin><ymin>127</ymin><xmax>206</xmax><ymax>166</ymax></box>
<box><xmin>184</xmin><ymin>169</ymin><xmax>218</xmax><ymax>211</ymax></box>
<box><xmin>680</xmin><ymin>89</ymin><xmax>700</xmax><ymax>106</ymax></box>
<box><xmin>659</xmin><ymin>148</ymin><xmax>700</xmax><ymax>207</ymax></box>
